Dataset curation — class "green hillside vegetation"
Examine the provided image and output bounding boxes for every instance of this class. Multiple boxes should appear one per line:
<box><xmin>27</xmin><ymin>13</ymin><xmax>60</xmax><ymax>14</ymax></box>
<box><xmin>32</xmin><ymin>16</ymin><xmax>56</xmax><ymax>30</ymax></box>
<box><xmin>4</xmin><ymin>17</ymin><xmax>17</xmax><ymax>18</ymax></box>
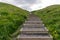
<box><xmin>33</xmin><ymin>5</ymin><xmax>60</xmax><ymax>40</ymax></box>
<box><xmin>0</xmin><ymin>2</ymin><xmax>29</xmax><ymax>40</ymax></box>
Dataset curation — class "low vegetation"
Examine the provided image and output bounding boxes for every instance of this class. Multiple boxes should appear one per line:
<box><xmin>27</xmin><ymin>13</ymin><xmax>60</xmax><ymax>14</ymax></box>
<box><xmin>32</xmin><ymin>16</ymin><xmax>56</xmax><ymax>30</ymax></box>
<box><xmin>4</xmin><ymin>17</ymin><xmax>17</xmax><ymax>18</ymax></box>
<box><xmin>33</xmin><ymin>5</ymin><xmax>60</xmax><ymax>40</ymax></box>
<box><xmin>0</xmin><ymin>2</ymin><xmax>29</xmax><ymax>40</ymax></box>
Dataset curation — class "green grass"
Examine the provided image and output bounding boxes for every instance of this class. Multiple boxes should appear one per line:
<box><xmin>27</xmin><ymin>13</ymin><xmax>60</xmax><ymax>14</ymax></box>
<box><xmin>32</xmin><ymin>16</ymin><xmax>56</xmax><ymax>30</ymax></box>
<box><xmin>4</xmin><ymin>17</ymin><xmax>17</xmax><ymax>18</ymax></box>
<box><xmin>33</xmin><ymin>5</ymin><xmax>60</xmax><ymax>40</ymax></box>
<box><xmin>0</xmin><ymin>2</ymin><xmax>29</xmax><ymax>40</ymax></box>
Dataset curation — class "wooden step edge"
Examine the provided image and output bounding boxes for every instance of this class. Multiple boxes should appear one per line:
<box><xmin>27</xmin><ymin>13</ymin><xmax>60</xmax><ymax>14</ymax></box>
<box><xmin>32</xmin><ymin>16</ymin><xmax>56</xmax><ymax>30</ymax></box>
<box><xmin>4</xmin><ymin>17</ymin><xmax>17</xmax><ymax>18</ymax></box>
<box><xmin>25</xmin><ymin>21</ymin><xmax>43</xmax><ymax>22</ymax></box>
<box><xmin>17</xmin><ymin>34</ymin><xmax>53</xmax><ymax>39</ymax></box>
<box><xmin>23</xmin><ymin>24</ymin><xmax>45</xmax><ymax>26</ymax></box>
<box><xmin>20</xmin><ymin>27</ymin><xmax>47</xmax><ymax>31</ymax></box>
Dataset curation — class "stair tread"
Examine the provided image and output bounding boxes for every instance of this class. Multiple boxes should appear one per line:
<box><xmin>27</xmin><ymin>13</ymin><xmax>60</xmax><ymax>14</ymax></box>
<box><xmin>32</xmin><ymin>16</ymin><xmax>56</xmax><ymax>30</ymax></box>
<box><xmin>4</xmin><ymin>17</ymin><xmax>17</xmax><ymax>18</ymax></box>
<box><xmin>23</xmin><ymin>24</ymin><xmax>45</xmax><ymax>28</ymax></box>
<box><xmin>17</xmin><ymin>34</ymin><xmax>52</xmax><ymax>38</ymax></box>
<box><xmin>23</xmin><ymin>24</ymin><xmax>44</xmax><ymax>28</ymax></box>
<box><xmin>20</xmin><ymin>28</ymin><xmax>48</xmax><ymax>32</ymax></box>
<box><xmin>27</xmin><ymin>19</ymin><xmax>40</xmax><ymax>21</ymax></box>
<box><xmin>25</xmin><ymin>21</ymin><xmax>42</xmax><ymax>24</ymax></box>
<box><xmin>23</xmin><ymin>24</ymin><xmax>44</xmax><ymax>26</ymax></box>
<box><xmin>25</xmin><ymin>21</ymin><xmax>42</xmax><ymax>22</ymax></box>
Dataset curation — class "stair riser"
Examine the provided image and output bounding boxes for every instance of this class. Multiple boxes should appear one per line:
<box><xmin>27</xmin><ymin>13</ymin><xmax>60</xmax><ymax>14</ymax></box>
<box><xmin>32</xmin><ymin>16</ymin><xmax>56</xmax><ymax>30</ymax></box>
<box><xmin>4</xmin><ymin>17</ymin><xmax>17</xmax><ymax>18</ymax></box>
<box><xmin>24</xmin><ymin>22</ymin><xmax>42</xmax><ymax>24</ymax></box>
<box><xmin>23</xmin><ymin>25</ymin><xmax>44</xmax><ymax>28</ymax></box>
<box><xmin>21</xmin><ymin>33</ymin><xmax>48</xmax><ymax>35</ymax></box>
<box><xmin>28</xmin><ymin>18</ymin><xmax>40</xmax><ymax>19</ymax></box>
<box><xmin>27</xmin><ymin>18</ymin><xmax>40</xmax><ymax>21</ymax></box>
<box><xmin>23</xmin><ymin>24</ymin><xmax>44</xmax><ymax>25</ymax></box>
<box><xmin>21</xmin><ymin>31</ymin><xmax>48</xmax><ymax>34</ymax></box>
<box><xmin>23</xmin><ymin>27</ymin><xmax>44</xmax><ymax>28</ymax></box>
<box><xmin>27</xmin><ymin>19</ymin><xmax>40</xmax><ymax>21</ymax></box>
<box><xmin>23</xmin><ymin>24</ymin><xmax>44</xmax><ymax>28</ymax></box>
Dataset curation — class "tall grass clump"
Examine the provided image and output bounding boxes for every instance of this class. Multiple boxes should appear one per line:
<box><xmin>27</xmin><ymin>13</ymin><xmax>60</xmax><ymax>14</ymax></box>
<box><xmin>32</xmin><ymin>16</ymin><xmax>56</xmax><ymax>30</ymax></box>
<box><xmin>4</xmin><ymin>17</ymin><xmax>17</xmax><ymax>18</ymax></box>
<box><xmin>0</xmin><ymin>2</ymin><xmax>29</xmax><ymax>40</ymax></box>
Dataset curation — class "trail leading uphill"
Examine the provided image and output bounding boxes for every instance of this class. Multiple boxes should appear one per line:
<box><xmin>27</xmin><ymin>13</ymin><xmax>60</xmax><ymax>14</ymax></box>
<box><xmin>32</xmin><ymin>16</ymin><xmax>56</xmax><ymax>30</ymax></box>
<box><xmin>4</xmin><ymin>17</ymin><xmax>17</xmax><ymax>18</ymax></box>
<box><xmin>17</xmin><ymin>14</ymin><xmax>53</xmax><ymax>40</ymax></box>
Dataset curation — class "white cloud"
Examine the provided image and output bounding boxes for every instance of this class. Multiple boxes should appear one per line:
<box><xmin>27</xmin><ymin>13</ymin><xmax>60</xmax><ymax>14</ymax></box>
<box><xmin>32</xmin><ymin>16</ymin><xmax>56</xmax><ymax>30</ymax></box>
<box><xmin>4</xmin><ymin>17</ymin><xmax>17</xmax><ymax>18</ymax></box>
<box><xmin>0</xmin><ymin>0</ymin><xmax>60</xmax><ymax>11</ymax></box>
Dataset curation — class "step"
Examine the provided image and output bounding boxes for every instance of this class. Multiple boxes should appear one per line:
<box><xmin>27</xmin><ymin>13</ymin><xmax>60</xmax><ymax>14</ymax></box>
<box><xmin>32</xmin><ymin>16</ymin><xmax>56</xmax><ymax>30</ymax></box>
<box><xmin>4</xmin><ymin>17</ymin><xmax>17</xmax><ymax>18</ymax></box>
<box><xmin>23</xmin><ymin>24</ymin><xmax>44</xmax><ymax>28</ymax></box>
<box><xmin>24</xmin><ymin>21</ymin><xmax>43</xmax><ymax>24</ymax></box>
<box><xmin>20</xmin><ymin>27</ymin><xmax>48</xmax><ymax>34</ymax></box>
<box><xmin>28</xmin><ymin>16</ymin><xmax>40</xmax><ymax>19</ymax></box>
<box><xmin>27</xmin><ymin>18</ymin><xmax>41</xmax><ymax>21</ymax></box>
<box><xmin>23</xmin><ymin>24</ymin><xmax>45</xmax><ymax>28</ymax></box>
<box><xmin>28</xmin><ymin>18</ymin><xmax>40</xmax><ymax>20</ymax></box>
<box><xmin>17</xmin><ymin>34</ymin><xmax>53</xmax><ymax>40</ymax></box>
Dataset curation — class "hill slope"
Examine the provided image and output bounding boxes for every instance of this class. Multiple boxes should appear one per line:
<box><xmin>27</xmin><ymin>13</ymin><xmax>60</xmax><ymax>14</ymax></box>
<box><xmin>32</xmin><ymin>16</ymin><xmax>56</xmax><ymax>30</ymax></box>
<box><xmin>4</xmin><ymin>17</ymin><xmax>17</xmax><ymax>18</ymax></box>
<box><xmin>33</xmin><ymin>5</ymin><xmax>60</xmax><ymax>40</ymax></box>
<box><xmin>0</xmin><ymin>2</ymin><xmax>29</xmax><ymax>40</ymax></box>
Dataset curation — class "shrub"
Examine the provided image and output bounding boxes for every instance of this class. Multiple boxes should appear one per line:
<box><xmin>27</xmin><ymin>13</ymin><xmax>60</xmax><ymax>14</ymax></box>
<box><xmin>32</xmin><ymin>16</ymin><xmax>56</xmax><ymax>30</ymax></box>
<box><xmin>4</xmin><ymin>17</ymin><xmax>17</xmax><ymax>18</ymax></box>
<box><xmin>33</xmin><ymin>5</ymin><xmax>60</xmax><ymax>40</ymax></box>
<box><xmin>0</xmin><ymin>2</ymin><xmax>29</xmax><ymax>40</ymax></box>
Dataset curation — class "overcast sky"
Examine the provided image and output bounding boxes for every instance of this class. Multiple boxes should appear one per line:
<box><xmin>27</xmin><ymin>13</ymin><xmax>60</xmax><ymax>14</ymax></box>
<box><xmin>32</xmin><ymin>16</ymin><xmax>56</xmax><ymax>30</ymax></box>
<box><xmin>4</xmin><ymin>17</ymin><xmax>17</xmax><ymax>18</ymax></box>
<box><xmin>0</xmin><ymin>0</ymin><xmax>60</xmax><ymax>11</ymax></box>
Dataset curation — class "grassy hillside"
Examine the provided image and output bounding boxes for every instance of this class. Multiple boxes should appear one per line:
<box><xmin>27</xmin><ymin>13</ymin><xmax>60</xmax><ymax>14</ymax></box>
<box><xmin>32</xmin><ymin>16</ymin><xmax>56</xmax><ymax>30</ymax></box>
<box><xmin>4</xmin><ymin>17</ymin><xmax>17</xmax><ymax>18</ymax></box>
<box><xmin>0</xmin><ymin>2</ymin><xmax>29</xmax><ymax>40</ymax></box>
<box><xmin>33</xmin><ymin>5</ymin><xmax>60</xmax><ymax>40</ymax></box>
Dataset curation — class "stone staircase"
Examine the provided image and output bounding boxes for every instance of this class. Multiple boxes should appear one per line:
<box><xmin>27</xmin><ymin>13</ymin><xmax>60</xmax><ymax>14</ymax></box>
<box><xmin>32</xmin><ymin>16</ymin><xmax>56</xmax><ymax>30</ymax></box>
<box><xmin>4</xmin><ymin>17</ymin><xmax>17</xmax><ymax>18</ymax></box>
<box><xmin>16</xmin><ymin>14</ymin><xmax>53</xmax><ymax>40</ymax></box>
